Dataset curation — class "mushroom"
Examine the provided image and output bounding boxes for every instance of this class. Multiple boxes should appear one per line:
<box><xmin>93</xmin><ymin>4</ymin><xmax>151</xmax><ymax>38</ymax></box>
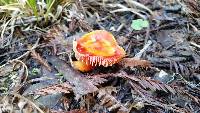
<box><xmin>72</xmin><ymin>30</ymin><xmax>125</xmax><ymax>72</ymax></box>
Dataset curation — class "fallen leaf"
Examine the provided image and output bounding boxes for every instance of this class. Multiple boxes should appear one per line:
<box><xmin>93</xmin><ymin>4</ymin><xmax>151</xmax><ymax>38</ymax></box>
<box><xmin>48</xmin><ymin>56</ymin><xmax>98</xmax><ymax>99</ymax></box>
<box><xmin>131</xmin><ymin>19</ymin><xmax>149</xmax><ymax>30</ymax></box>
<box><xmin>119</xmin><ymin>58</ymin><xmax>151</xmax><ymax>68</ymax></box>
<box><xmin>35</xmin><ymin>82</ymin><xmax>72</xmax><ymax>95</ymax></box>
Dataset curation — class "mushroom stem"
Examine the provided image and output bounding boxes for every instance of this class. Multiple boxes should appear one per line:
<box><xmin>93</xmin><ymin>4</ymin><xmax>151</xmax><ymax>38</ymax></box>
<box><xmin>72</xmin><ymin>61</ymin><xmax>94</xmax><ymax>72</ymax></box>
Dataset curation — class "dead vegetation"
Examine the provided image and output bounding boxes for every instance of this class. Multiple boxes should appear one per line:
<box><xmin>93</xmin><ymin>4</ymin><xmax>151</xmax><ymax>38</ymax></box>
<box><xmin>0</xmin><ymin>0</ymin><xmax>200</xmax><ymax>113</ymax></box>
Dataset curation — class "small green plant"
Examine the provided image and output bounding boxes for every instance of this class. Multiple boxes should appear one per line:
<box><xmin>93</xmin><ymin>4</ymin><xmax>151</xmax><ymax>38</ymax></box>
<box><xmin>0</xmin><ymin>0</ymin><xmax>16</xmax><ymax>5</ymax></box>
<box><xmin>0</xmin><ymin>0</ymin><xmax>58</xmax><ymax>20</ymax></box>
<box><xmin>26</xmin><ymin>0</ymin><xmax>38</xmax><ymax>17</ymax></box>
<box><xmin>55</xmin><ymin>72</ymin><xmax>64</xmax><ymax>83</ymax></box>
<box><xmin>55</xmin><ymin>72</ymin><xmax>64</xmax><ymax>77</ymax></box>
<box><xmin>131</xmin><ymin>19</ymin><xmax>149</xmax><ymax>30</ymax></box>
<box><xmin>30</xmin><ymin>68</ymin><xmax>40</xmax><ymax>76</ymax></box>
<box><xmin>45</xmin><ymin>0</ymin><xmax>55</xmax><ymax>17</ymax></box>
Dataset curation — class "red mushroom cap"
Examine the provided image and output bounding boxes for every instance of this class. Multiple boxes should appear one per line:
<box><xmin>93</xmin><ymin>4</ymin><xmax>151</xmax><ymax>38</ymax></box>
<box><xmin>73</xmin><ymin>30</ymin><xmax>125</xmax><ymax>67</ymax></box>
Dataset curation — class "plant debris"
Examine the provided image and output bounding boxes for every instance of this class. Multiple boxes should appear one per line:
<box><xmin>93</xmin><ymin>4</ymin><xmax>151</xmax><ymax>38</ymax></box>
<box><xmin>0</xmin><ymin>0</ymin><xmax>200</xmax><ymax>113</ymax></box>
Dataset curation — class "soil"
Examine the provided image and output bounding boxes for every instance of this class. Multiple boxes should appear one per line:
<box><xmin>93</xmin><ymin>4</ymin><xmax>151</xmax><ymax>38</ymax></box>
<box><xmin>0</xmin><ymin>0</ymin><xmax>200</xmax><ymax>113</ymax></box>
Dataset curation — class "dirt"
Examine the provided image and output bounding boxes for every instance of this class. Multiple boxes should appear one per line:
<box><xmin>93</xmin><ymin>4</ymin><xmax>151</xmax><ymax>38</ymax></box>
<box><xmin>0</xmin><ymin>0</ymin><xmax>200</xmax><ymax>113</ymax></box>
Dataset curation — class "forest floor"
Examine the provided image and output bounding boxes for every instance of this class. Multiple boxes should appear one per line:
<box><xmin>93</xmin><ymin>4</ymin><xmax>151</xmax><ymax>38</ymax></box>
<box><xmin>0</xmin><ymin>0</ymin><xmax>200</xmax><ymax>113</ymax></box>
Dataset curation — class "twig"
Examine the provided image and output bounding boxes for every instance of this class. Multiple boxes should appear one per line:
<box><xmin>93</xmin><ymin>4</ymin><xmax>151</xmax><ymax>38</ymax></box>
<box><xmin>0</xmin><ymin>49</ymin><xmax>28</xmax><ymax>58</ymax></box>
<box><xmin>12</xmin><ymin>59</ymin><xmax>29</xmax><ymax>83</ymax></box>
<box><xmin>1</xmin><ymin>10</ymin><xmax>19</xmax><ymax>47</ymax></box>
<box><xmin>134</xmin><ymin>40</ymin><xmax>152</xmax><ymax>59</ymax></box>
<box><xmin>107</xmin><ymin>4</ymin><xmax>146</xmax><ymax>19</ymax></box>
<box><xmin>124</xmin><ymin>0</ymin><xmax>153</xmax><ymax>15</ymax></box>
<box><xmin>0</xmin><ymin>16</ymin><xmax>43</xmax><ymax>26</ymax></box>
<box><xmin>190</xmin><ymin>41</ymin><xmax>200</xmax><ymax>49</ymax></box>
<box><xmin>13</xmin><ymin>93</ymin><xmax>45</xmax><ymax>113</ymax></box>
<box><xmin>0</xmin><ymin>37</ymin><xmax>40</xmax><ymax>70</ymax></box>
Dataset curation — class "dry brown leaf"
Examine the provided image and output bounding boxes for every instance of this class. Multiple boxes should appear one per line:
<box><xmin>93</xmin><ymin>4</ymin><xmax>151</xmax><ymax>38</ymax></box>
<box><xmin>97</xmin><ymin>88</ymin><xmax>128</xmax><ymax>113</ymax></box>
<box><xmin>176</xmin><ymin>89</ymin><xmax>200</xmax><ymax>105</ymax></box>
<box><xmin>183</xmin><ymin>0</ymin><xmax>200</xmax><ymax>14</ymax></box>
<box><xmin>119</xmin><ymin>58</ymin><xmax>151</xmax><ymax>68</ymax></box>
<box><xmin>125</xmin><ymin>75</ymin><xmax>176</xmax><ymax>94</ymax></box>
<box><xmin>136</xmin><ymin>77</ymin><xmax>176</xmax><ymax>94</ymax></box>
<box><xmin>44</xmin><ymin>25</ymin><xmax>64</xmax><ymax>42</ymax></box>
<box><xmin>119</xmin><ymin>72</ymin><xmax>176</xmax><ymax>94</ymax></box>
<box><xmin>66</xmin><ymin>108</ymin><xmax>87</xmax><ymax>113</ymax></box>
<box><xmin>0</xmin><ymin>64</ymin><xmax>13</xmax><ymax>77</ymax></box>
<box><xmin>95</xmin><ymin>71</ymin><xmax>176</xmax><ymax>94</ymax></box>
<box><xmin>86</xmin><ymin>76</ymin><xmax>108</xmax><ymax>86</ymax></box>
<box><xmin>90</xmin><ymin>71</ymin><xmax>176</xmax><ymax>94</ymax></box>
<box><xmin>31</xmin><ymin>50</ymin><xmax>51</xmax><ymax>71</ymax></box>
<box><xmin>48</xmin><ymin>56</ymin><xmax>98</xmax><ymax>99</ymax></box>
<box><xmin>68</xmin><ymin>18</ymin><xmax>79</xmax><ymax>33</ymax></box>
<box><xmin>141</xmin><ymin>77</ymin><xmax>176</xmax><ymax>94</ymax></box>
<box><xmin>35</xmin><ymin>82</ymin><xmax>72</xmax><ymax>95</ymax></box>
<box><xmin>49</xmin><ymin>108</ymin><xmax>87</xmax><ymax>113</ymax></box>
<box><xmin>43</xmin><ymin>25</ymin><xmax>73</xmax><ymax>54</ymax></box>
<box><xmin>139</xmin><ymin>79</ymin><xmax>157</xmax><ymax>91</ymax></box>
<box><xmin>77</xmin><ymin>19</ymin><xmax>93</xmax><ymax>31</ymax></box>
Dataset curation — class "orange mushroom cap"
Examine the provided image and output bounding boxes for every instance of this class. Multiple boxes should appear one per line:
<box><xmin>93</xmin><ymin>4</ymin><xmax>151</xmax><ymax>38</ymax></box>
<box><xmin>73</xmin><ymin>30</ymin><xmax>126</xmax><ymax>68</ymax></box>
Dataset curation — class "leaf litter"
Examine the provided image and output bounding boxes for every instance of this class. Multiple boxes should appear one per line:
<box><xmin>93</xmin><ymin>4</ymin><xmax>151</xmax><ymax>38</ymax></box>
<box><xmin>0</xmin><ymin>0</ymin><xmax>200</xmax><ymax>113</ymax></box>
